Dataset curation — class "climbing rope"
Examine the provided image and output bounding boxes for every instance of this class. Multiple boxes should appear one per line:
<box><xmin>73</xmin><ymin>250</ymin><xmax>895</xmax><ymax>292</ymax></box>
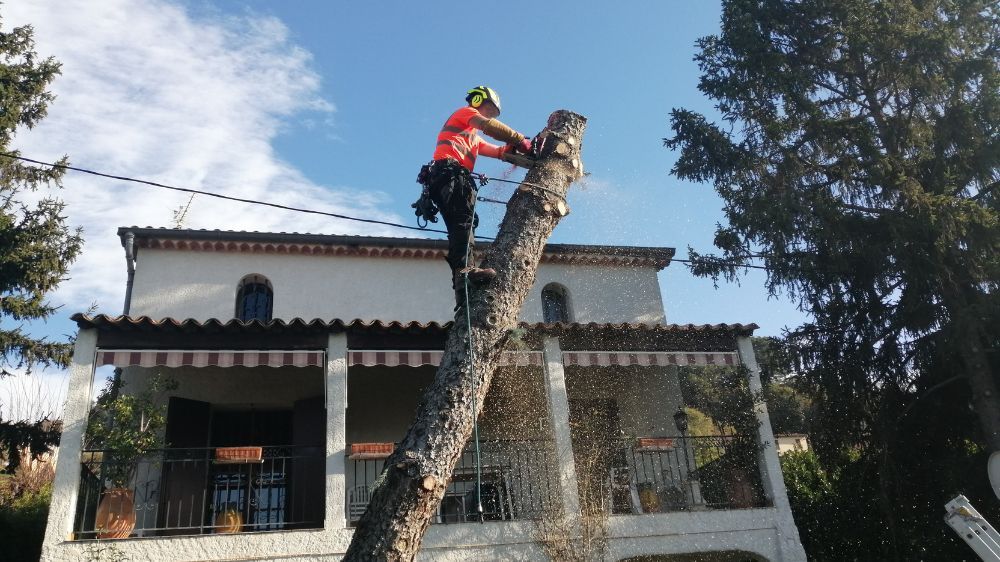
<box><xmin>472</xmin><ymin>172</ymin><xmax>567</xmax><ymax>202</ymax></box>
<box><xmin>462</xmin><ymin>179</ymin><xmax>485</xmax><ymax>522</ymax></box>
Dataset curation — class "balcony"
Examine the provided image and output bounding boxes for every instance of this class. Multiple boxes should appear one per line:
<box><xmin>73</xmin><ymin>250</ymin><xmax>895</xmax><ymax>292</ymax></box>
<box><xmin>601</xmin><ymin>435</ymin><xmax>767</xmax><ymax>515</ymax></box>
<box><xmin>347</xmin><ymin>439</ymin><xmax>557</xmax><ymax>525</ymax></box>
<box><xmin>74</xmin><ymin>446</ymin><xmax>324</xmax><ymax>538</ymax></box>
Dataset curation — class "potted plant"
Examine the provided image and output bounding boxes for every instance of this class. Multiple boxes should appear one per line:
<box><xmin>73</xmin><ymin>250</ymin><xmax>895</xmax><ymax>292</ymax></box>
<box><xmin>85</xmin><ymin>374</ymin><xmax>176</xmax><ymax>539</ymax></box>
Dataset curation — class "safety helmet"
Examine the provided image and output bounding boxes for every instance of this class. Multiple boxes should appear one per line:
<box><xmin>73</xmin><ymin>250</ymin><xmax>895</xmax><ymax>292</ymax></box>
<box><xmin>466</xmin><ymin>86</ymin><xmax>501</xmax><ymax>113</ymax></box>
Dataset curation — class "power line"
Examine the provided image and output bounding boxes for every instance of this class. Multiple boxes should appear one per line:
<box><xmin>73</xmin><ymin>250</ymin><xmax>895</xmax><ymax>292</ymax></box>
<box><xmin>0</xmin><ymin>152</ymin><xmax>492</xmax><ymax>240</ymax></box>
<box><xmin>1</xmin><ymin>151</ymin><xmax>784</xmax><ymax>273</ymax></box>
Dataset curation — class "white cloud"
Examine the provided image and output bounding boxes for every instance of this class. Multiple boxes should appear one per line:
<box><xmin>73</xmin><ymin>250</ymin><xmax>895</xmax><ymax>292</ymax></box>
<box><xmin>5</xmin><ymin>0</ymin><xmax>401</xmax><ymax>315</ymax></box>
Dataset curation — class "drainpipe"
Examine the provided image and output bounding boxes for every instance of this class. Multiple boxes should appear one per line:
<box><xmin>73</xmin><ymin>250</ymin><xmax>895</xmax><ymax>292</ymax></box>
<box><xmin>113</xmin><ymin>232</ymin><xmax>137</xmax><ymax>401</ymax></box>
<box><xmin>122</xmin><ymin>232</ymin><xmax>136</xmax><ymax>315</ymax></box>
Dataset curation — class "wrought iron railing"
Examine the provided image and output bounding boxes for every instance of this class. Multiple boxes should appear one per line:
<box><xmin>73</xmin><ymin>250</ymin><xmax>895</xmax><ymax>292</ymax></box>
<box><xmin>346</xmin><ymin>439</ymin><xmax>557</xmax><ymax>525</ymax></box>
<box><xmin>74</xmin><ymin>445</ymin><xmax>324</xmax><ymax>539</ymax></box>
<box><xmin>595</xmin><ymin>435</ymin><xmax>769</xmax><ymax>514</ymax></box>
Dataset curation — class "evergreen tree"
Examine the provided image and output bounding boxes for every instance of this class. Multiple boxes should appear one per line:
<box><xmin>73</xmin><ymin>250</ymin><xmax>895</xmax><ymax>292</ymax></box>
<box><xmin>666</xmin><ymin>2</ymin><xmax>998</xmax><ymax>557</ymax></box>
<box><xmin>667</xmin><ymin>0</ymin><xmax>998</xmax><ymax>447</ymax></box>
<box><xmin>0</xmin><ymin>17</ymin><xmax>82</xmax><ymax>378</ymax></box>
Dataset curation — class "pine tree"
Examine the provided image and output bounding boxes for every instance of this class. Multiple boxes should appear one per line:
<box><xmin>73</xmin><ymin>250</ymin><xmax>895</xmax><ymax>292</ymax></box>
<box><xmin>665</xmin><ymin>0</ymin><xmax>999</xmax><ymax>452</ymax></box>
<box><xmin>0</xmin><ymin>18</ymin><xmax>82</xmax><ymax>379</ymax></box>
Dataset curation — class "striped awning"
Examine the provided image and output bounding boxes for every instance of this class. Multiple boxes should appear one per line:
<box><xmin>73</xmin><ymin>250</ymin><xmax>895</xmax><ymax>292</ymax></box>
<box><xmin>562</xmin><ymin>351</ymin><xmax>738</xmax><ymax>367</ymax></box>
<box><xmin>96</xmin><ymin>349</ymin><xmax>739</xmax><ymax>369</ymax></box>
<box><xmin>348</xmin><ymin>350</ymin><xmax>544</xmax><ymax>368</ymax></box>
<box><xmin>96</xmin><ymin>350</ymin><xmax>324</xmax><ymax>368</ymax></box>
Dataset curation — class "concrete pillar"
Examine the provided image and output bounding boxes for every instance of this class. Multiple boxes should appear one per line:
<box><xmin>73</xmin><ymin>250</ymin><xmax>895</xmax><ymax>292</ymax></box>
<box><xmin>325</xmin><ymin>333</ymin><xmax>349</xmax><ymax>530</ymax></box>
<box><xmin>541</xmin><ymin>337</ymin><xmax>582</xmax><ymax>523</ymax></box>
<box><xmin>737</xmin><ymin>336</ymin><xmax>807</xmax><ymax>561</ymax></box>
<box><xmin>41</xmin><ymin>328</ymin><xmax>97</xmax><ymax>555</ymax></box>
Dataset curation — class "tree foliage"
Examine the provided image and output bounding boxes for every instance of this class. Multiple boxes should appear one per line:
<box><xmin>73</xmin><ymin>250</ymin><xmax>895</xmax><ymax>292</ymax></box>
<box><xmin>0</xmin><ymin>17</ymin><xmax>82</xmax><ymax>377</ymax></box>
<box><xmin>666</xmin><ymin>1</ymin><xmax>999</xmax><ymax>558</ymax></box>
<box><xmin>84</xmin><ymin>376</ymin><xmax>175</xmax><ymax>487</ymax></box>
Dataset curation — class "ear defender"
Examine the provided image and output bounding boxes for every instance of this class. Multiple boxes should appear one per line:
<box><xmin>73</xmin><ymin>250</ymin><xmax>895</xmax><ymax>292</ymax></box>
<box><xmin>467</xmin><ymin>88</ymin><xmax>486</xmax><ymax>108</ymax></box>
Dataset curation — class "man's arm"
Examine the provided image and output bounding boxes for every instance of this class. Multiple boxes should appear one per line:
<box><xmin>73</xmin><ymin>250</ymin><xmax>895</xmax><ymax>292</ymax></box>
<box><xmin>469</xmin><ymin>114</ymin><xmax>525</xmax><ymax>145</ymax></box>
<box><xmin>478</xmin><ymin>142</ymin><xmax>508</xmax><ymax>160</ymax></box>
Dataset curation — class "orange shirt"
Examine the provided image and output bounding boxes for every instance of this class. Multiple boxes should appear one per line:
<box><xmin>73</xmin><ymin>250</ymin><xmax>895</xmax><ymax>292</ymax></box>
<box><xmin>433</xmin><ymin>106</ymin><xmax>504</xmax><ymax>171</ymax></box>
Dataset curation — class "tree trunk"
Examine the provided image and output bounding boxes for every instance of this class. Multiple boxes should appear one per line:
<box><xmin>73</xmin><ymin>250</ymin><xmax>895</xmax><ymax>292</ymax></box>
<box><xmin>942</xmin><ymin>286</ymin><xmax>1000</xmax><ymax>452</ymax></box>
<box><xmin>343</xmin><ymin>110</ymin><xmax>587</xmax><ymax>561</ymax></box>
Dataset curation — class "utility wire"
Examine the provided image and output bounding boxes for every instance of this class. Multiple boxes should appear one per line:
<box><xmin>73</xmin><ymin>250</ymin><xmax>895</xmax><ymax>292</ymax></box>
<box><xmin>0</xmin><ymin>152</ymin><xmax>494</xmax><ymax>240</ymax></box>
<box><xmin>2</xmin><ymin>151</ymin><xmax>789</xmax><ymax>273</ymax></box>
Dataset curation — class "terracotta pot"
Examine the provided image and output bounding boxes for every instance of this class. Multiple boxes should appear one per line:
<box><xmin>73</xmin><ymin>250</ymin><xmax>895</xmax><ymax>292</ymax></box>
<box><xmin>215</xmin><ymin>446</ymin><xmax>263</xmax><ymax>464</ymax></box>
<box><xmin>349</xmin><ymin>442</ymin><xmax>394</xmax><ymax>459</ymax></box>
<box><xmin>638</xmin><ymin>487</ymin><xmax>661</xmax><ymax>513</ymax></box>
<box><xmin>214</xmin><ymin>508</ymin><xmax>243</xmax><ymax>533</ymax></box>
<box><xmin>95</xmin><ymin>488</ymin><xmax>136</xmax><ymax>539</ymax></box>
<box><xmin>636</xmin><ymin>437</ymin><xmax>675</xmax><ymax>450</ymax></box>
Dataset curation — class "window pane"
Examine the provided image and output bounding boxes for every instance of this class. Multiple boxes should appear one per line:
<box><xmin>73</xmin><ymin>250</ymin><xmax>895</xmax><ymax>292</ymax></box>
<box><xmin>237</xmin><ymin>281</ymin><xmax>273</xmax><ymax>322</ymax></box>
<box><xmin>542</xmin><ymin>289</ymin><xmax>568</xmax><ymax>323</ymax></box>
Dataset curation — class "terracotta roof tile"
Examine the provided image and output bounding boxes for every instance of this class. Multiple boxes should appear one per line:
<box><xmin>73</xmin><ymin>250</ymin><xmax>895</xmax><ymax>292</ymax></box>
<box><xmin>70</xmin><ymin>314</ymin><xmax>757</xmax><ymax>337</ymax></box>
<box><xmin>117</xmin><ymin>227</ymin><xmax>676</xmax><ymax>270</ymax></box>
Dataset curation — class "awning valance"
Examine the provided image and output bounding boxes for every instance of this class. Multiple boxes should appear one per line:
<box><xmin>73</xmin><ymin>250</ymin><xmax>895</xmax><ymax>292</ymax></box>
<box><xmin>348</xmin><ymin>350</ymin><xmax>543</xmax><ymax>368</ymax></box>
<box><xmin>97</xmin><ymin>350</ymin><xmax>324</xmax><ymax>368</ymax></box>
<box><xmin>562</xmin><ymin>351</ymin><xmax>738</xmax><ymax>367</ymax></box>
<box><xmin>96</xmin><ymin>349</ymin><xmax>740</xmax><ymax>369</ymax></box>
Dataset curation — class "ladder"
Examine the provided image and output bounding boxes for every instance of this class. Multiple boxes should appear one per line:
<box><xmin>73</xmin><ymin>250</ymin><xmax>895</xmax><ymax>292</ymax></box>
<box><xmin>945</xmin><ymin>495</ymin><xmax>1000</xmax><ymax>561</ymax></box>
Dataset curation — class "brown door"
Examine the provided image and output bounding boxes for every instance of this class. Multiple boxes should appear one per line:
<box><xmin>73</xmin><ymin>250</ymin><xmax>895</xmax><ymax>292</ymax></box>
<box><xmin>288</xmin><ymin>396</ymin><xmax>325</xmax><ymax>528</ymax></box>
<box><xmin>157</xmin><ymin>397</ymin><xmax>211</xmax><ymax>535</ymax></box>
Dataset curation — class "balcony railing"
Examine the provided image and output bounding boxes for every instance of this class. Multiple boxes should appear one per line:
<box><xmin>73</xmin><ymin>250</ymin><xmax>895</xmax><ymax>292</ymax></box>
<box><xmin>597</xmin><ymin>435</ymin><xmax>768</xmax><ymax>514</ymax></box>
<box><xmin>347</xmin><ymin>439</ymin><xmax>557</xmax><ymax>525</ymax></box>
<box><xmin>74</xmin><ymin>445</ymin><xmax>324</xmax><ymax>539</ymax></box>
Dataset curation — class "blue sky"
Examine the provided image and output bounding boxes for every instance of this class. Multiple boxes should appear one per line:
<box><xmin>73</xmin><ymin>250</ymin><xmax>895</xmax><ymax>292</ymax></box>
<box><xmin>191</xmin><ymin>0</ymin><xmax>806</xmax><ymax>332</ymax></box>
<box><xmin>3</xmin><ymin>1</ymin><xmax>807</xmax><ymax>416</ymax></box>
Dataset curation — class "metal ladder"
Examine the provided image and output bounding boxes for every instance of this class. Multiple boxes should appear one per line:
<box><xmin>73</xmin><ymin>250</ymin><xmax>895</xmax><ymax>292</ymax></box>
<box><xmin>945</xmin><ymin>495</ymin><xmax>1000</xmax><ymax>561</ymax></box>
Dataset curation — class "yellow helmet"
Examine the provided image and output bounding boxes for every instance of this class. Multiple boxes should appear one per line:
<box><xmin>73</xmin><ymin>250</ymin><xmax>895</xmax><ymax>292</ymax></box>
<box><xmin>466</xmin><ymin>86</ymin><xmax>501</xmax><ymax>113</ymax></box>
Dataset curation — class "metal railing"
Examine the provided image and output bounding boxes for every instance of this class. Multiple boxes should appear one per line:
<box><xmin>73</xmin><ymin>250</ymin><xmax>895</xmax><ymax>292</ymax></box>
<box><xmin>74</xmin><ymin>445</ymin><xmax>324</xmax><ymax>539</ymax></box>
<box><xmin>595</xmin><ymin>435</ymin><xmax>768</xmax><ymax>514</ymax></box>
<box><xmin>347</xmin><ymin>439</ymin><xmax>557</xmax><ymax>525</ymax></box>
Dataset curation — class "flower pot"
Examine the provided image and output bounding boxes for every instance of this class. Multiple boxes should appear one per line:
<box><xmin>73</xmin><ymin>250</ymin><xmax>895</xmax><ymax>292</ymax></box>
<box><xmin>349</xmin><ymin>442</ymin><xmax>394</xmax><ymax>459</ymax></box>
<box><xmin>215</xmin><ymin>446</ymin><xmax>263</xmax><ymax>464</ymax></box>
<box><xmin>636</xmin><ymin>437</ymin><xmax>674</xmax><ymax>450</ymax></box>
<box><xmin>638</xmin><ymin>486</ymin><xmax>661</xmax><ymax>513</ymax></box>
<box><xmin>95</xmin><ymin>488</ymin><xmax>136</xmax><ymax>539</ymax></box>
<box><xmin>214</xmin><ymin>507</ymin><xmax>243</xmax><ymax>533</ymax></box>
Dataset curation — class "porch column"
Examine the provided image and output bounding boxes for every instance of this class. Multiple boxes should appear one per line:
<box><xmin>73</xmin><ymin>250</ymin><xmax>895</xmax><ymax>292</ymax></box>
<box><xmin>542</xmin><ymin>337</ymin><xmax>582</xmax><ymax>523</ymax></box>
<box><xmin>42</xmin><ymin>328</ymin><xmax>97</xmax><ymax>552</ymax></box>
<box><xmin>737</xmin><ymin>336</ymin><xmax>807</xmax><ymax>561</ymax></box>
<box><xmin>325</xmin><ymin>333</ymin><xmax>349</xmax><ymax>529</ymax></box>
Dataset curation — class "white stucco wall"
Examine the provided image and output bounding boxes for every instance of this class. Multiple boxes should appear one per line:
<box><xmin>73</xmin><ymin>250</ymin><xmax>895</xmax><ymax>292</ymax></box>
<box><xmin>127</xmin><ymin>248</ymin><xmax>666</xmax><ymax>324</ymax></box>
<box><xmin>565</xmin><ymin>365</ymin><xmax>684</xmax><ymax>438</ymax></box>
<box><xmin>42</xmin><ymin>511</ymin><xmax>790</xmax><ymax>561</ymax></box>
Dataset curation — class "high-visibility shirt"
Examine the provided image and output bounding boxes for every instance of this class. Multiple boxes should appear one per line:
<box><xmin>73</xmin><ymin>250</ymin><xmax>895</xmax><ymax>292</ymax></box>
<box><xmin>433</xmin><ymin>106</ymin><xmax>505</xmax><ymax>171</ymax></box>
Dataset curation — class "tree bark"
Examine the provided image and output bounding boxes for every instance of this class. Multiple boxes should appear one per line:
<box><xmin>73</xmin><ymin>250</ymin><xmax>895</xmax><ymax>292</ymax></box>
<box><xmin>941</xmin><ymin>284</ymin><xmax>1000</xmax><ymax>452</ymax></box>
<box><xmin>343</xmin><ymin>110</ymin><xmax>587</xmax><ymax>561</ymax></box>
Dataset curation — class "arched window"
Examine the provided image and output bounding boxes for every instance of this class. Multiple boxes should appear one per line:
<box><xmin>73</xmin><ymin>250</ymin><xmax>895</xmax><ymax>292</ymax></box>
<box><xmin>236</xmin><ymin>274</ymin><xmax>273</xmax><ymax>322</ymax></box>
<box><xmin>541</xmin><ymin>283</ymin><xmax>571</xmax><ymax>323</ymax></box>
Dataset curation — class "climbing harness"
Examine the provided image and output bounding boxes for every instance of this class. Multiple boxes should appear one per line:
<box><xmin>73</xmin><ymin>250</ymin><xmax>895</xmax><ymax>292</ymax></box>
<box><xmin>412</xmin><ymin>165</ymin><xmax>440</xmax><ymax>228</ymax></box>
<box><xmin>471</xmin><ymin>172</ymin><xmax>567</xmax><ymax>203</ymax></box>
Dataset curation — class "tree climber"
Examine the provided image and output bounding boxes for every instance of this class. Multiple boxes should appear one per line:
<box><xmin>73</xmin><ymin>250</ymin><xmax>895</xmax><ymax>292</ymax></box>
<box><xmin>415</xmin><ymin>86</ymin><xmax>532</xmax><ymax>304</ymax></box>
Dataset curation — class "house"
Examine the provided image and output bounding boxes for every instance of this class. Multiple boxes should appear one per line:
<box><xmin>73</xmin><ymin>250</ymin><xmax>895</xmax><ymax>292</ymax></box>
<box><xmin>775</xmin><ymin>434</ymin><xmax>811</xmax><ymax>456</ymax></box>
<box><xmin>41</xmin><ymin>227</ymin><xmax>806</xmax><ymax>561</ymax></box>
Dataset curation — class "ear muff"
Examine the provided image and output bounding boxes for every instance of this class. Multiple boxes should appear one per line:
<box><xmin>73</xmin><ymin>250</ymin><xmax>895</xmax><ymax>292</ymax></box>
<box><xmin>467</xmin><ymin>87</ymin><xmax>487</xmax><ymax>108</ymax></box>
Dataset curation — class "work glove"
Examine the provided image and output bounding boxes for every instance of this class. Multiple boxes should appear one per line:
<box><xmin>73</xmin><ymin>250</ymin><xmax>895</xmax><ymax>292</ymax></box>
<box><xmin>515</xmin><ymin>137</ymin><xmax>533</xmax><ymax>154</ymax></box>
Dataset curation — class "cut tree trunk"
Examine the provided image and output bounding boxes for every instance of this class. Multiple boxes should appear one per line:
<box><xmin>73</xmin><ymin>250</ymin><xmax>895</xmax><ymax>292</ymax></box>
<box><xmin>343</xmin><ymin>110</ymin><xmax>587</xmax><ymax>561</ymax></box>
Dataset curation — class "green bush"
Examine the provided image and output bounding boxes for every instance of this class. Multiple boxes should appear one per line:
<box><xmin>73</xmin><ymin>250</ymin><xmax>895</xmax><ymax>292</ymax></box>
<box><xmin>0</xmin><ymin>481</ymin><xmax>52</xmax><ymax>562</ymax></box>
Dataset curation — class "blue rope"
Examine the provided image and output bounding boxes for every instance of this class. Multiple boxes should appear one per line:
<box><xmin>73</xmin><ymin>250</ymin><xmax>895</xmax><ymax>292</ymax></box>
<box><xmin>462</xmin><ymin>187</ymin><xmax>485</xmax><ymax>522</ymax></box>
